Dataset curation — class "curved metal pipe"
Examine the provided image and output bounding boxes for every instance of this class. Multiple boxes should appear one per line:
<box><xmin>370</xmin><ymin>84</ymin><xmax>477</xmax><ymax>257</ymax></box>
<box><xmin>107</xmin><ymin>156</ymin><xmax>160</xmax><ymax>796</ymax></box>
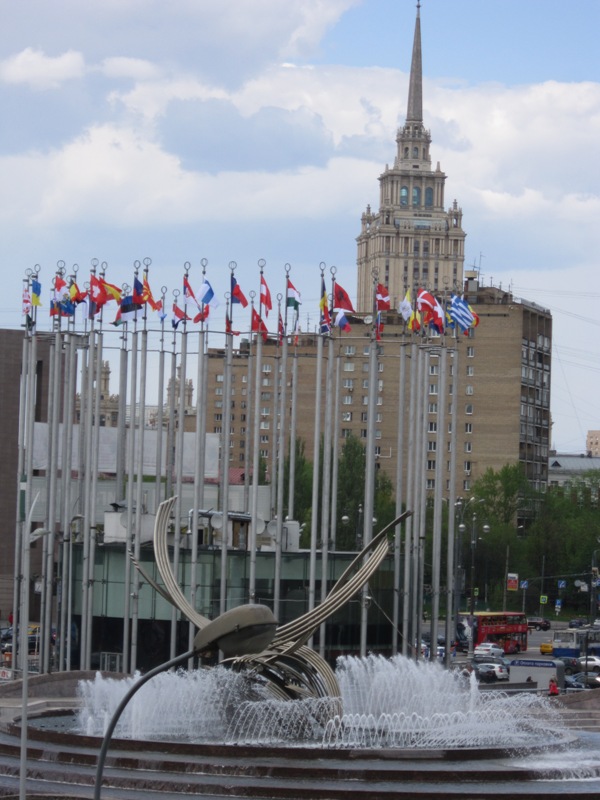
<box><xmin>94</xmin><ymin>648</ymin><xmax>195</xmax><ymax>800</ymax></box>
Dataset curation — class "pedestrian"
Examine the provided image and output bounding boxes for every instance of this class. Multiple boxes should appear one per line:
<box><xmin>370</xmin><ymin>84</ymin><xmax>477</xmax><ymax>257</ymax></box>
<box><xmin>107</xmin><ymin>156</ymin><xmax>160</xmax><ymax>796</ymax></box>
<box><xmin>548</xmin><ymin>677</ymin><xmax>559</xmax><ymax>696</ymax></box>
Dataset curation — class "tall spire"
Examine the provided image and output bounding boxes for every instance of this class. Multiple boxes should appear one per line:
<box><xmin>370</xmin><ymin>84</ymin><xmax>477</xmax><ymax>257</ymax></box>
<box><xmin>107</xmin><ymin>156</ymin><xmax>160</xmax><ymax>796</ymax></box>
<box><xmin>406</xmin><ymin>2</ymin><xmax>423</xmax><ymax>123</ymax></box>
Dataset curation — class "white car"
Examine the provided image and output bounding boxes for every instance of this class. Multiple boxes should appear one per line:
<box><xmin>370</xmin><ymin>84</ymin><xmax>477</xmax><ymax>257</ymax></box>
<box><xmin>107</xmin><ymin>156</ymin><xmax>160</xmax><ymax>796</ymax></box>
<box><xmin>473</xmin><ymin>643</ymin><xmax>504</xmax><ymax>658</ymax></box>
<box><xmin>578</xmin><ymin>654</ymin><xmax>600</xmax><ymax>672</ymax></box>
<box><xmin>475</xmin><ymin>661</ymin><xmax>509</xmax><ymax>681</ymax></box>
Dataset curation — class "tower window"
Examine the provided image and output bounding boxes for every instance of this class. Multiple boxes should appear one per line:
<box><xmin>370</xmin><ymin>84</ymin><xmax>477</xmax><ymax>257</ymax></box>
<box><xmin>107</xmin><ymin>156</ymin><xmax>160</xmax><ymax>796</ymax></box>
<box><xmin>425</xmin><ymin>187</ymin><xmax>433</xmax><ymax>207</ymax></box>
<box><xmin>400</xmin><ymin>186</ymin><xmax>408</xmax><ymax>206</ymax></box>
<box><xmin>412</xmin><ymin>187</ymin><xmax>421</xmax><ymax>206</ymax></box>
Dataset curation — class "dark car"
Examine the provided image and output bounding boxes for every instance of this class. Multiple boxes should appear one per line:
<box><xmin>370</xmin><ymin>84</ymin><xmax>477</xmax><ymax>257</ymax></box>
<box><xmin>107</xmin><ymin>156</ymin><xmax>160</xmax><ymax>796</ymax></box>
<box><xmin>569</xmin><ymin>671</ymin><xmax>600</xmax><ymax>689</ymax></box>
<box><xmin>568</xmin><ymin>618</ymin><xmax>587</xmax><ymax>628</ymax></box>
<box><xmin>527</xmin><ymin>617</ymin><xmax>551</xmax><ymax>631</ymax></box>
<box><xmin>559</xmin><ymin>656</ymin><xmax>580</xmax><ymax>675</ymax></box>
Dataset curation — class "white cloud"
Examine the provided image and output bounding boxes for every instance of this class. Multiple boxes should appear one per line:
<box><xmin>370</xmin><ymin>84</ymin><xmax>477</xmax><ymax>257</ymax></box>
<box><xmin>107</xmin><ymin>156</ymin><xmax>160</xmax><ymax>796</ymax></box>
<box><xmin>100</xmin><ymin>57</ymin><xmax>161</xmax><ymax>82</ymax></box>
<box><xmin>0</xmin><ymin>48</ymin><xmax>85</xmax><ymax>89</ymax></box>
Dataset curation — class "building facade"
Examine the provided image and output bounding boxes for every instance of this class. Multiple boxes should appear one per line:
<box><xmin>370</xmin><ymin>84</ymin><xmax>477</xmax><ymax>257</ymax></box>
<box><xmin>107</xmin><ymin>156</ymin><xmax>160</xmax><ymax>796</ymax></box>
<box><xmin>356</xmin><ymin>6</ymin><xmax>466</xmax><ymax>312</ymax></box>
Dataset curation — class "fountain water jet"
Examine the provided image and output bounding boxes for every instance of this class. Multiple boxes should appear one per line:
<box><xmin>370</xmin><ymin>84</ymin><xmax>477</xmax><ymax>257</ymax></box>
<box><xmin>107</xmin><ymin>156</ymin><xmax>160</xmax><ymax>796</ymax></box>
<box><xmin>78</xmin><ymin>654</ymin><xmax>566</xmax><ymax>751</ymax></box>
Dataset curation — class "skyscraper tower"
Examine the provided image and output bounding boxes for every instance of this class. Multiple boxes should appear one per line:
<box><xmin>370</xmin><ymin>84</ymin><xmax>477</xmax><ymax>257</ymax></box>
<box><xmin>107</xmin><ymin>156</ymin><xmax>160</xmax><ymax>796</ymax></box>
<box><xmin>356</xmin><ymin>3</ymin><xmax>466</xmax><ymax>311</ymax></box>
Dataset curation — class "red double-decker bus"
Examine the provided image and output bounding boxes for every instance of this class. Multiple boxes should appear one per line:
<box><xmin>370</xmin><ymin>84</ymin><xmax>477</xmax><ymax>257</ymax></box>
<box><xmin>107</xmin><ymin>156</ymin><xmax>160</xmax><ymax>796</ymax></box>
<box><xmin>460</xmin><ymin>611</ymin><xmax>528</xmax><ymax>654</ymax></box>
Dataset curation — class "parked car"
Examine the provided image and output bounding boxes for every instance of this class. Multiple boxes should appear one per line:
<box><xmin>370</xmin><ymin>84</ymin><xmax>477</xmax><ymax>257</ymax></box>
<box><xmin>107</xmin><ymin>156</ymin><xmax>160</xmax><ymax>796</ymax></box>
<box><xmin>539</xmin><ymin>640</ymin><xmax>553</xmax><ymax>655</ymax></box>
<box><xmin>568</xmin><ymin>618</ymin><xmax>587</xmax><ymax>628</ymax></box>
<box><xmin>473</xmin><ymin>662</ymin><xmax>509</xmax><ymax>682</ymax></box>
<box><xmin>473</xmin><ymin>642</ymin><xmax>504</xmax><ymax>658</ymax></box>
<box><xmin>564</xmin><ymin>674</ymin><xmax>587</xmax><ymax>691</ymax></box>
<box><xmin>569</xmin><ymin>671</ymin><xmax>600</xmax><ymax>689</ymax></box>
<box><xmin>528</xmin><ymin>616</ymin><xmax>551</xmax><ymax>631</ymax></box>
<box><xmin>577</xmin><ymin>654</ymin><xmax>600</xmax><ymax>673</ymax></box>
<box><xmin>559</xmin><ymin>656</ymin><xmax>580</xmax><ymax>675</ymax></box>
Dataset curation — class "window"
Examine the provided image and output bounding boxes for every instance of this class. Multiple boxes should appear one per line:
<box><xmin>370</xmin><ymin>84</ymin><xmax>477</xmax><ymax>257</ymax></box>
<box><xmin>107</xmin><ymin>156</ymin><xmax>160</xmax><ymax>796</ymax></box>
<box><xmin>428</xmin><ymin>402</ymin><xmax>438</xmax><ymax>414</ymax></box>
<box><xmin>343</xmin><ymin>362</ymin><xmax>355</xmax><ymax>372</ymax></box>
<box><xmin>362</xmin><ymin>379</ymin><xmax>369</xmax><ymax>389</ymax></box>
<box><xmin>260</xmin><ymin>421</ymin><xmax>269</xmax><ymax>430</ymax></box>
<box><xmin>342</xmin><ymin>412</ymin><xmax>352</xmax><ymax>422</ymax></box>
<box><xmin>343</xmin><ymin>395</ymin><xmax>353</xmax><ymax>405</ymax></box>
<box><xmin>216</xmin><ymin>374</ymin><xmax>224</xmax><ymax>383</ymax></box>
<box><xmin>429</xmin><ymin>384</ymin><xmax>438</xmax><ymax>395</ymax></box>
<box><xmin>260</xmin><ymin>434</ymin><xmax>269</xmax><ymax>443</ymax></box>
<box><xmin>214</xmin><ymin>426</ymin><xmax>222</xmax><ymax>434</ymax></box>
<box><xmin>429</xmin><ymin>364</ymin><xmax>439</xmax><ymax>375</ymax></box>
<box><xmin>467</xmin><ymin>346</ymin><xmax>475</xmax><ymax>358</ymax></box>
<box><xmin>343</xmin><ymin>379</ymin><xmax>354</xmax><ymax>389</ymax></box>
<box><xmin>425</xmin><ymin>187</ymin><xmax>433</xmax><ymax>207</ymax></box>
<box><xmin>215</xmin><ymin>387</ymin><xmax>223</xmax><ymax>396</ymax></box>
<box><xmin>466</xmin><ymin>365</ymin><xmax>474</xmax><ymax>377</ymax></box>
<box><xmin>341</xmin><ymin>428</ymin><xmax>351</xmax><ymax>438</ymax></box>
<box><xmin>464</xmin><ymin>460</ymin><xmax>472</xmax><ymax>474</ymax></box>
<box><xmin>464</xmin><ymin>442</ymin><xmax>472</xmax><ymax>453</ymax></box>
<box><xmin>428</xmin><ymin>421</ymin><xmax>437</xmax><ymax>433</ymax></box>
<box><xmin>427</xmin><ymin>479</ymin><xmax>435</xmax><ymax>490</ymax></box>
<box><xmin>465</xmin><ymin>404</ymin><xmax>473</xmax><ymax>415</ymax></box>
<box><xmin>362</xmin><ymin>396</ymin><xmax>369</xmax><ymax>406</ymax></box>
<box><xmin>463</xmin><ymin>479</ymin><xmax>471</xmax><ymax>492</ymax></box>
<box><xmin>427</xmin><ymin>459</ymin><xmax>436</xmax><ymax>471</ymax></box>
<box><xmin>466</xmin><ymin>385</ymin><xmax>474</xmax><ymax>395</ymax></box>
<box><xmin>214</xmin><ymin>413</ymin><xmax>223</xmax><ymax>421</ymax></box>
<box><xmin>465</xmin><ymin>422</ymin><xmax>472</xmax><ymax>434</ymax></box>
<box><xmin>262</xmin><ymin>378</ymin><xmax>271</xmax><ymax>387</ymax></box>
<box><xmin>260</xmin><ymin>407</ymin><xmax>270</xmax><ymax>416</ymax></box>
<box><xmin>400</xmin><ymin>186</ymin><xmax>408</xmax><ymax>206</ymax></box>
<box><xmin>361</xmin><ymin>429</ymin><xmax>367</xmax><ymax>438</ymax></box>
<box><xmin>412</xmin><ymin>186</ymin><xmax>421</xmax><ymax>206</ymax></box>
<box><xmin>345</xmin><ymin>345</ymin><xmax>356</xmax><ymax>355</ymax></box>
<box><xmin>427</xmin><ymin>441</ymin><xmax>437</xmax><ymax>452</ymax></box>
<box><xmin>375</xmin><ymin>430</ymin><xmax>382</xmax><ymax>439</ymax></box>
<box><xmin>361</xmin><ymin>412</ymin><xmax>368</xmax><ymax>422</ymax></box>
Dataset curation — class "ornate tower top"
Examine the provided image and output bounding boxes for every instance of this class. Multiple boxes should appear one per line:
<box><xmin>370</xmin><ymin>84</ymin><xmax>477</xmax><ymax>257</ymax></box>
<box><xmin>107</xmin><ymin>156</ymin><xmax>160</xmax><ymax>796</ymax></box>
<box><xmin>406</xmin><ymin>2</ymin><xmax>423</xmax><ymax>124</ymax></box>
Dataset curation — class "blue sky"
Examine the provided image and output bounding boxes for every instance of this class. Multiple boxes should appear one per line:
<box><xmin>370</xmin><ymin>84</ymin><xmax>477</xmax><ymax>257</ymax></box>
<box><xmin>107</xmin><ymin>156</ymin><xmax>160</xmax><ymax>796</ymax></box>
<box><xmin>1</xmin><ymin>0</ymin><xmax>599</xmax><ymax>453</ymax></box>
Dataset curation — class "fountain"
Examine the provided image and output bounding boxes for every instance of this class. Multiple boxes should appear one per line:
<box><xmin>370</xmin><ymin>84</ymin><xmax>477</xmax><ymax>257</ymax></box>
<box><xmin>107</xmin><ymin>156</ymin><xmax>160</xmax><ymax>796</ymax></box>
<box><xmin>77</xmin><ymin>655</ymin><xmax>566</xmax><ymax>751</ymax></box>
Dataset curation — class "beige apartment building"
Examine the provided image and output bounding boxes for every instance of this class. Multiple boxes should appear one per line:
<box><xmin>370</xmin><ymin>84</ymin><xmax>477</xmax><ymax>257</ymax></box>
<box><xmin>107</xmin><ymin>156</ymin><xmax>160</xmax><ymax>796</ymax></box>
<box><xmin>204</xmin><ymin>273</ymin><xmax>552</xmax><ymax>505</ymax></box>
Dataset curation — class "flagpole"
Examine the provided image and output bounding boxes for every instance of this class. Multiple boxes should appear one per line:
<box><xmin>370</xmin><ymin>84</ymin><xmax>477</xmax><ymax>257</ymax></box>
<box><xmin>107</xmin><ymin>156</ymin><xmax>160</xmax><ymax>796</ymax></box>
<box><xmin>403</xmin><ymin>338</ymin><xmax>418</xmax><ymax>656</ymax></box>
<box><xmin>220</xmin><ymin>285</ymin><xmax>234</xmax><ymax>615</ymax></box>
<box><xmin>171</xmin><ymin>269</ymin><xmax>189</xmax><ymax>658</ymax></box>
<box><xmin>190</xmin><ymin>259</ymin><xmax>208</xmax><ymax>655</ymax></box>
<box><xmin>287</xmin><ymin>334</ymin><xmax>298</xmax><ymax>521</ymax></box>
<box><xmin>249</xmin><ymin>283</ymin><xmax>262</xmax><ymax>603</ymax></box>
<box><xmin>393</xmin><ymin>338</ymin><xmax>407</xmax><ymax>655</ymax></box>
<box><xmin>414</xmin><ymin>343</ymin><xmax>429</xmax><ymax>657</ymax></box>
<box><xmin>42</xmin><ymin>266</ymin><xmax>65</xmax><ymax>672</ymax></box>
<box><xmin>360</xmin><ymin>270</ymin><xmax>379</xmax><ymax>657</ymax></box>
<box><xmin>430</xmin><ymin>341</ymin><xmax>446</xmax><ymax>658</ymax></box>
<box><xmin>329</xmin><ymin>348</ymin><xmax>341</xmax><ymax>551</ymax></box>
<box><xmin>308</xmin><ymin>264</ymin><xmax>326</xmax><ymax>640</ymax></box>
<box><xmin>122</xmin><ymin>280</ymin><xmax>138</xmax><ymax>675</ymax></box>
<box><xmin>154</xmin><ymin>287</ymin><xmax>167</xmax><ymax>510</ymax></box>
<box><xmin>131</xmin><ymin>260</ymin><xmax>149</xmax><ymax>673</ymax></box>
<box><xmin>274</xmin><ymin>288</ymin><xmax>287</xmax><ymax>620</ymax></box>
<box><xmin>445</xmin><ymin>333</ymin><xmax>460</xmax><ymax>667</ymax></box>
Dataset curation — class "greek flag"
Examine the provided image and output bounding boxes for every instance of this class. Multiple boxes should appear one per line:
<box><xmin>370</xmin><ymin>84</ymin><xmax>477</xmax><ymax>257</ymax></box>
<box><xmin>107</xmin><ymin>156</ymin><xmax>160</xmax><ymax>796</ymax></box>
<box><xmin>449</xmin><ymin>294</ymin><xmax>474</xmax><ymax>332</ymax></box>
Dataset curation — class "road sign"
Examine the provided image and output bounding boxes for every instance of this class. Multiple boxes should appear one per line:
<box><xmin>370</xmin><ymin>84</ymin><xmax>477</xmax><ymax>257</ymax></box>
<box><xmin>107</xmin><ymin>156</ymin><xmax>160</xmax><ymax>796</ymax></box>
<box><xmin>540</xmin><ymin>595</ymin><xmax>548</xmax><ymax>605</ymax></box>
<box><xmin>558</xmin><ymin>580</ymin><xmax>566</xmax><ymax>589</ymax></box>
<box><xmin>507</xmin><ymin>572</ymin><xmax>519</xmax><ymax>592</ymax></box>
<box><xmin>520</xmin><ymin>580</ymin><xmax>528</xmax><ymax>589</ymax></box>
<box><xmin>473</xmin><ymin>587</ymin><xmax>479</xmax><ymax>597</ymax></box>
<box><xmin>555</xmin><ymin>598</ymin><xmax>562</xmax><ymax>609</ymax></box>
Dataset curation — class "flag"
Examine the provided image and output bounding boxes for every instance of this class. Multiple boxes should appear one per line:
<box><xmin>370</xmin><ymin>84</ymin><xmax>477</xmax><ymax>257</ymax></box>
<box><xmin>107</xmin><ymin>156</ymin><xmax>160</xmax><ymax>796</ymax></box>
<box><xmin>399</xmin><ymin>289</ymin><xmax>412</xmax><ymax>322</ymax></box>
<box><xmin>468</xmin><ymin>304</ymin><xmax>480</xmax><ymax>328</ymax></box>
<box><xmin>319</xmin><ymin>276</ymin><xmax>331</xmax><ymax>334</ymax></box>
<box><xmin>89</xmin><ymin>274</ymin><xmax>107</xmax><ymax>315</ymax></box>
<box><xmin>193</xmin><ymin>305</ymin><xmax>210</xmax><ymax>324</ymax></box>
<box><xmin>31</xmin><ymin>279</ymin><xmax>42</xmax><ymax>307</ymax></box>
<box><xmin>171</xmin><ymin>302</ymin><xmax>190</xmax><ymax>329</ymax></box>
<box><xmin>375</xmin><ymin>311</ymin><xmax>384</xmax><ymax>341</ymax></box>
<box><xmin>226</xmin><ymin>313</ymin><xmax>240</xmax><ymax>336</ymax></box>
<box><xmin>183</xmin><ymin>276</ymin><xmax>198</xmax><ymax>307</ymax></box>
<box><xmin>100</xmin><ymin>279</ymin><xmax>121</xmax><ymax>302</ymax></box>
<box><xmin>333</xmin><ymin>282</ymin><xmax>354</xmax><ymax>312</ymax></box>
<box><xmin>132</xmin><ymin>276</ymin><xmax>145</xmax><ymax>305</ymax></box>
<box><xmin>23</xmin><ymin>288</ymin><xmax>31</xmax><ymax>315</ymax></box>
<box><xmin>142</xmin><ymin>275</ymin><xmax>163</xmax><ymax>312</ymax></box>
<box><xmin>251</xmin><ymin>307</ymin><xmax>268</xmax><ymax>341</ymax></box>
<box><xmin>417</xmin><ymin>288</ymin><xmax>444</xmax><ymax>333</ymax></box>
<box><xmin>231</xmin><ymin>275</ymin><xmax>248</xmax><ymax>307</ymax></box>
<box><xmin>376</xmin><ymin>283</ymin><xmax>391</xmax><ymax>311</ymax></box>
<box><xmin>69</xmin><ymin>280</ymin><xmax>87</xmax><ymax>305</ymax></box>
<box><xmin>287</xmin><ymin>278</ymin><xmax>301</xmax><ymax>311</ymax></box>
<box><xmin>278</xmin><ymin>312</ymin><xmax>285</xmax><ymax>344</ymax></box>
<box><xmin>198</xmin><ymin>279</ymin><xmax>219</xmax><ymax>308</ymax></box>
<box><xmin>113</xmin><ymin>294</ymin><xmax>142</xmax><ymax>325</ymax></box>
<box><xmin>448</xmin><ymin>294</ymin><xmax>475</xmax><ymax>333</ymax></box>
<box><xmin>334</xmin><ymin>310</ymin><xmax>351</xmax><ymax>332</ymax></box>
<box><xmin>260</xmin><ymin>275</ymin><xmax>272</xmax><ymax>316</ymax></box>
<box><xmin>408</xmin><ymin>308</ymin><xmax>421</xmax><ymax>332</ymax></box>
<box><xmin>50</xmin><ymin>275</ymin><xmax>74</xmax><ymax>317</ymax></box>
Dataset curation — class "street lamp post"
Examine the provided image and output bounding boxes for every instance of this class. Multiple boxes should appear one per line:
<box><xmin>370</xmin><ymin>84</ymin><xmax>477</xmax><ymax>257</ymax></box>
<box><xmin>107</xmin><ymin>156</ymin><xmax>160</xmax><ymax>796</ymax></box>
<box><xmin>458</xmin><ymin>510</ymin><xmax>490</xmax><ymax>658</ymax></box>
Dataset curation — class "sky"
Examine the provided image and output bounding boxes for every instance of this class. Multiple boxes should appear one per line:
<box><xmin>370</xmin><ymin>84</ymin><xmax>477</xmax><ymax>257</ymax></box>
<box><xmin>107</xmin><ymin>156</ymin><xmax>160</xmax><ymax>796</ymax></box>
<box><xmin>1</xmin><ymin>0</ymin><xmax>599</xmax><ymax>454</ymax></box>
